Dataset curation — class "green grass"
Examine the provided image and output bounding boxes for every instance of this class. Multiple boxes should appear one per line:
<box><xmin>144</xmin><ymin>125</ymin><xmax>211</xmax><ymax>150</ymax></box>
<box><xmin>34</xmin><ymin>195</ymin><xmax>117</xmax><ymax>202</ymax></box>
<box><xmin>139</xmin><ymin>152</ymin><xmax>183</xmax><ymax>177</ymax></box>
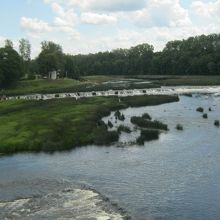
<box><xmin>0</xmin><ymin>95</ymin><xmax>179</xmax><ymax>154</ymax></box>
<box><xmin>1</xmin><ymin>76</ymin><xmax>156</xmax><ymax>96</ymax></box>
<box><xmin>1</xmin><ymin>79</ymin><xmax>85</xmax><ymax>96</ymax></box>
<box><xmin>154</xmin><ymin>75</ymin><xmax>220</xmax><ymax>86</ymax></box>
<box><xmin>83</xmin><ymin>75</ymin><xmax>115</xmax><ymax>83</ymax></box>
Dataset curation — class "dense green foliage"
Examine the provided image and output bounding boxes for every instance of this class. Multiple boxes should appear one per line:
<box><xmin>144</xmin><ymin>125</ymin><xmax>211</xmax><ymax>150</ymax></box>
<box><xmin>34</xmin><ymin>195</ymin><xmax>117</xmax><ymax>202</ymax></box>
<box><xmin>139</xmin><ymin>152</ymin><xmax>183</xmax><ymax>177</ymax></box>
<box><xmin>131</xmin><ymin>116</ymin><xmax>168</xmax><ymax>131</ymax></box>
<box><xmin>0</xmin><ymin>95</ymin><xmax>178</xmax><ymax>154</ymax></box>
<box><xmin>117</xmin><ymin>125</ymin><xmax>131</xmax><ymax>134</ymax></box>
<box><xmin>37</xmin><ymin>41</ymin><xmax>64</xmax><ymax>76</ymax></box>
<box><xmin>136</xmin><ymin>130</ymin><xmax>160</xmax><ymax>145</ymax></box>
<box><xmin>0</xmin><ymin>46</ymin><xmax>23</xmax><ymax>87</ymax></box>
<box><xmin>61</xmin><ymin>33</ymin><xmax>220</xmax><ymax>76</ymax></box>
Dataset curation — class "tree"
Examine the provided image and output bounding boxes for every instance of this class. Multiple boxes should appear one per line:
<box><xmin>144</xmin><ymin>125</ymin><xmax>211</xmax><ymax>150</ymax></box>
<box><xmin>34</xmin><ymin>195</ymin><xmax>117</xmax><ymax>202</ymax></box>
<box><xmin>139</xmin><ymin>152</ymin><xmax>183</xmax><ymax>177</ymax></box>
<box><xmin>63</xmin><ymin>55</ymin><xmax>80</xmax><ymax>79</ymax></box>
<box><xmin>5</xmin><ymin>39</ymin><xmax>13</xmax><ymax>48</ymax></box>
<box><xmin>19</xmin><ymin>38</ymin><xmax>31</xmax><ymax>62</ymax></box>
<box><xmin>0</xmin><ymin>46</ymin><xmax>23</xmax><ymax>87</ymax></box>
<box><xmin>37</xmin><ymin>41</ymin><xmax>64</xmax><ymax>76</ymax></box>
<box><xmin>19</xmin><ymin>38</ymin><xmax>31</xmax><ymax>75</ymax></box>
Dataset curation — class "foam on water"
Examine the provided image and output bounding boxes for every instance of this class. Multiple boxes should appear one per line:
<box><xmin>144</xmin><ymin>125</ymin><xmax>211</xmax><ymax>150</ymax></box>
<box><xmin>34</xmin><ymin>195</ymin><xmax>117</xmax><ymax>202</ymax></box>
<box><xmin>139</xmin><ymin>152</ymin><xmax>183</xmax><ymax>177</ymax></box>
<box><xmin>5</xmin><ymin>86</ymin><xmax>220</xmax><ymax>101</ymax></box>
<box><xmin>0</xmin><ymin>188</ymin><xmax>126</xmax><ymax>220</ymax></box>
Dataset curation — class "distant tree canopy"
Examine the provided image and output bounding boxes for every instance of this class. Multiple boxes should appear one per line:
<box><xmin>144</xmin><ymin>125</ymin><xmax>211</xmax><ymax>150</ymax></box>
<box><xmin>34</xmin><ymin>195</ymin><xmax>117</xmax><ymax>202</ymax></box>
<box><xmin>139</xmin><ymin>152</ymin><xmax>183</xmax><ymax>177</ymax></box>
<box><xmin>19</xmin><ymin>38</ymin><xmax>31</xmax><ymax>76</ymax></box>
<box><xmin>1</xmin><ymin>33</ymin><xmax>220</xmax><ymax>88</ymax></box>
<box><xmin>67</xmin><ymin>34</ymin><xmax>220</xmax><ymax>76</ymax></box>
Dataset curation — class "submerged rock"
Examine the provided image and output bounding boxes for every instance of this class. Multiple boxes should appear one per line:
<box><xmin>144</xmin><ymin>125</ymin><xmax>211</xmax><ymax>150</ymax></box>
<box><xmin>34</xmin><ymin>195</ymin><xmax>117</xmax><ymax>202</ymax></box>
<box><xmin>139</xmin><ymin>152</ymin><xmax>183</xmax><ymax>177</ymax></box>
<box><xmin>176</xmin><ymin>124</ymin><xmax>183</xmax><ymax>130</ymax></box>
<box><xmin>214</xmin><ymin>120</ymin><xmax>220</xmax><ymax>127</ymax></box>
<box><xmin>203</xmin><ymin>113</ymin><xmax>208</xmax><ymax>119</ymax></box>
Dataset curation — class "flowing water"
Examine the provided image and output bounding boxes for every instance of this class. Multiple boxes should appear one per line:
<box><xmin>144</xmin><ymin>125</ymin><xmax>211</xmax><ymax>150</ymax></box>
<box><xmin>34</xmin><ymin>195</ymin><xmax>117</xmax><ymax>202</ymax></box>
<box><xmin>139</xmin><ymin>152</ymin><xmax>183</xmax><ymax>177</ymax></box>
<box><xmin>1</xmin><ymin>94</ymin><xmax>220</xmax><ymax>220</ymax></box>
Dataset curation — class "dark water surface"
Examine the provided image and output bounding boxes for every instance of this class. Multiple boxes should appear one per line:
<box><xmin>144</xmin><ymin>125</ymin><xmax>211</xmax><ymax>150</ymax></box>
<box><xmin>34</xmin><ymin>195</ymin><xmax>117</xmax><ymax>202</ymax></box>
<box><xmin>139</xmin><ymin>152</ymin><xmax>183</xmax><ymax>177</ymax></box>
<box><xmin>1</xmin><ymin>95</ymin><xmax>220</xmax><ymax>219</ymax></box>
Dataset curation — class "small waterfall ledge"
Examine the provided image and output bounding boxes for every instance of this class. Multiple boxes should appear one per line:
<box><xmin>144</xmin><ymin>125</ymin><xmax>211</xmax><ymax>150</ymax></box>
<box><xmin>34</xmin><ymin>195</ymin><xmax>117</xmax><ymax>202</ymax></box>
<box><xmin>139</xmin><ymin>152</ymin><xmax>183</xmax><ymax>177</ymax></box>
<box><xmin>4</xmin><ymin>86</ymin><xmax>220</xmax><ymax>101</ymax></box>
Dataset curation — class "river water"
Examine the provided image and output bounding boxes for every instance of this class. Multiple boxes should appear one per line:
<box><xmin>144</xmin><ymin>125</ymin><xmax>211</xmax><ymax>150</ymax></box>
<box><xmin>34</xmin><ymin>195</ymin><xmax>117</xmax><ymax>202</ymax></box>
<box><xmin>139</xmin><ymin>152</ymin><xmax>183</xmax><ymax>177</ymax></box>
<box><xmin>1</xmin><ymin>94</ymin><xmax>220</xmax><ymax>220</ymax></box>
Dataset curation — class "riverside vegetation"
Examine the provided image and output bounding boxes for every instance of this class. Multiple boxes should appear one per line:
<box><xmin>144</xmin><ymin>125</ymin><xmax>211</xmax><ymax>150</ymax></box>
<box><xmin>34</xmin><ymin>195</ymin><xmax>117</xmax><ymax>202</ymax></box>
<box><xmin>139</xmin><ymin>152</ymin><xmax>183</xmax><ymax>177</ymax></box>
<box><xmin>130</xmin><ymin>113</ymin><xmax>169</xmax><ymax>145</ymax></box>
<box><xmin>0</xmin><ymin>95</ymin><xmax>179</xmax><ymax>154</ymax></box>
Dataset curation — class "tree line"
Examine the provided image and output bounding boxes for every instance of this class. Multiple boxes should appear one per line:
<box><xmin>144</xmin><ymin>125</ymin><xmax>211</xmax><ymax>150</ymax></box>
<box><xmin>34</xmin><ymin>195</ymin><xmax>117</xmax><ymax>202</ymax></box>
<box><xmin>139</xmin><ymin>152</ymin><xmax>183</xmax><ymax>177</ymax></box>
<box><xmin>1</xmin><ymin>33</ymin><xmax>220</xmax><ymax>88</ymax></box>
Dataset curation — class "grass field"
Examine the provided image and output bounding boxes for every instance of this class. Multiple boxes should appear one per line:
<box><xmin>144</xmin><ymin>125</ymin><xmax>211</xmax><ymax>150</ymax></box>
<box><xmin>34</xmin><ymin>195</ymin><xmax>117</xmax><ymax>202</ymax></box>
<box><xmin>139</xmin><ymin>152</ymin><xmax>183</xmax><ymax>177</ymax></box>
<box><xmin>134</xmin><ymin>75</ymin><xmax>220</xmax><ymax>86</ymax></box>
<box><xmin>1</xmin><ymin>79</ymin><xmax>86</xmax><ymax>96</ymax></box>
<box><xmin>0</xmin><ymin>95</ymin><xmax>179</xmax><ymax>154</ymax></box>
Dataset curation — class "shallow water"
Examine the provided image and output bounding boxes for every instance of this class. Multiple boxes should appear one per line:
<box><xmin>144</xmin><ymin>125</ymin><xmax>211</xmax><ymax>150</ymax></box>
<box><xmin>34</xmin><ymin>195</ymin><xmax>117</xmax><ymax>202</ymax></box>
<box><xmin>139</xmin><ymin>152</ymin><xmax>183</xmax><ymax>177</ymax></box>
<box><xmin>1</xmin><ymin>95</ymin><xmax>220</xmax><ymax>219</ymax></box>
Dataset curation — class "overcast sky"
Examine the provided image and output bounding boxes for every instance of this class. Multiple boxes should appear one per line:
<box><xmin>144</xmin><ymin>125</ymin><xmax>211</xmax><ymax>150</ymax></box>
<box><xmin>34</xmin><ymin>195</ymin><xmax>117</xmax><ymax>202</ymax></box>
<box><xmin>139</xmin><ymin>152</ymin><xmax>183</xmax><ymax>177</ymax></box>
<box><xmin>0</xmin><ymin>0</ymin><xmax>219</xmax><ymax>57</ymax></box>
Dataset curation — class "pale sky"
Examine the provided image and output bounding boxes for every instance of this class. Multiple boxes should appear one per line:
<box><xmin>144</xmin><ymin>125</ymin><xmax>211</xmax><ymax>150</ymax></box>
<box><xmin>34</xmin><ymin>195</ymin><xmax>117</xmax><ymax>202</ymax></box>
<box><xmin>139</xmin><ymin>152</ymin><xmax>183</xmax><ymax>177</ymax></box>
<box><xmin>0</xmin><ymin>0</ymin><xmax>219</xmax><ymax>57</ymax></box>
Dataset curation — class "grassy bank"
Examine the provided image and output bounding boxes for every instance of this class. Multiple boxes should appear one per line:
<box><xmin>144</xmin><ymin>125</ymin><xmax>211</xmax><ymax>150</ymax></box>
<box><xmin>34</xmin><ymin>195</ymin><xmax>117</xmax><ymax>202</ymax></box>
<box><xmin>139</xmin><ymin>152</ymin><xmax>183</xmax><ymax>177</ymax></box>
<box><xmin>158</xmin><ymin>76</ymin><xmax>220</xmax><ymax>86</ymax></box>
<box><xmin>0</xmin><ymin>95</ymin><xmax>179</xmax><ymax>154</ymax></box>
<box><xmin>134</xmin><ymin>75</ymin><xmax>220</xmax><ymax>86</ymax></box>
<box><xmin>1</xmin><ymin>77</ymin><xmax>157</xmax><ymax>96</ymax></box>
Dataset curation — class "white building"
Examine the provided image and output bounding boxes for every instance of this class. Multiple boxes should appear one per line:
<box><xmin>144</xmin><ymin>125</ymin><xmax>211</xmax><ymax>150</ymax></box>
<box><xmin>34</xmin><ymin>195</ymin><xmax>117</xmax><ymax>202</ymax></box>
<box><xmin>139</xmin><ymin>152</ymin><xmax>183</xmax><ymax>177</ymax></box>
<box><xmin>49</xmin><ymin>71</ymin><xmax>58</xmax><ymax>80</ymax></box>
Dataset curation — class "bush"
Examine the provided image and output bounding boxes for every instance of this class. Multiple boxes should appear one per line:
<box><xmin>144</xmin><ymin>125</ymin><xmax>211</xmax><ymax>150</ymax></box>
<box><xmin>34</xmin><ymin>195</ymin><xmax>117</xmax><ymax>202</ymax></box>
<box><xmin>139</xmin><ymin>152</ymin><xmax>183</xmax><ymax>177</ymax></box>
<box><xmin>176</xmin><ymin>124</ymin><xmax>183</xmax><ymax>130</ymax></box>
<box><xmin>131</xmin><ymin>116</ymin><xmax>168</xmax><ymax>131</ymax></box>
<box><xmin>136</xmin><ymin>129</ymin><xmax>160</xmax><ymax>145</ymax></box>
<box><xmin>108</xmin><ymin>120</ymin><xmax>113</xmax><ymax>128</ymax></box>
<box><xmin>97</xmin><ymin>120</ymin><xmax>107</xmax><ymax>129</ymax></box>
<box><xmin>209</xmin><ymin>107</ymin><xmax>212</xmax><ymax>112</ymax></box>
<box><xmin>93</xmin><ymin>129</ymin><xmax>119</xmax><ymax>145</ymax></box>
<box><xmin>142</xmin><ymin>113</ymin><xmax>152</xmax><ymax>120</ymax></box>
<box><xmin>117</xmin><ymin>125</ymin><xmax>131</xmax><ymax>133</ymax></box>
<box><xmin>114</xmin><ymin>110</ymin><xmax>125</xmax><ymax>121</ymax></box>
<box><xmin>196</xmin><ymin>107</ymin><xmax>204</xmax><ymax>112</ymax></box>
<box><xmin>114</xmin><ymin>110</ymin><xmax>121</xmax><ymax>118</ymax></box>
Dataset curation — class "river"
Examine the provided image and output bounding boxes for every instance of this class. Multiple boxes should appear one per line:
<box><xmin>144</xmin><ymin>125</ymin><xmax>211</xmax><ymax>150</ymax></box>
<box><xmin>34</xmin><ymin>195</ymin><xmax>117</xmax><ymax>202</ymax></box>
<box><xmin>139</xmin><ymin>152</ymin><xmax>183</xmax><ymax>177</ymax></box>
<box><xmin>0</xmin><ymin>94</ymin><xmax>220</xmax><ymax>219</ymax></box>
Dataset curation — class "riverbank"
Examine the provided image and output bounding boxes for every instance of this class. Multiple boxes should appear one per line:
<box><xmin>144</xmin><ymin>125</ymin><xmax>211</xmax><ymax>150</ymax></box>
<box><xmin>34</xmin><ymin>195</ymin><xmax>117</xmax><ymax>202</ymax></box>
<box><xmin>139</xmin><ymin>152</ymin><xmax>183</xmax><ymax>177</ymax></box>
<box><xmin>0</xmin><ymin>76</ymin><xmax>156</xmax><ymax>97</ymax></box>
<box><xmin>0</xmin><ymin>95</ymin><xmax>179</xmax><ymax>154</ymax></box>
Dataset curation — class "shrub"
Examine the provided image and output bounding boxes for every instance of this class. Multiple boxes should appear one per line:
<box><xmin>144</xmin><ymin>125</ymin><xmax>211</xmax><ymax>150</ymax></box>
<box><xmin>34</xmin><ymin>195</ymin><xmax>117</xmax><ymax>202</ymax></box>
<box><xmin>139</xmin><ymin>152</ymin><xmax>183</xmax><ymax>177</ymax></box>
<box><xmin>119</xmin><ymin>114</ymin><xmax>125</xmax><ymax>121</ymax></box>
<box><xmin>131</xmin><ymin>116</ymin><xmax>168</xmax><ymax>131</ymax></box>
<box><xmin>97</xmin><ymin>120</ymin><xmax>107</xmax><ymax>129</ymax></box>
<box><xmin>203</xmin><ymin>113</ymin><xmax>208</xmax><ymax>119</ymax></box>
<box><xmin>176</xmin><ymin>124</ymin><xmax>183</xmax><ymax>130</ymax></box>
<box><xmin>142</xmin><ymin>113</ymin><xmax>152</xmax><ymax>120</ymax></box>
<box><xmin>209</xmin><ymin>107</ymin><xmax>212</xmax><ymax>112</ymax></box>
<box><xmin>114</xmin><ymin>110</ymin><xmax>125</xmax><ymax>121</ymax></box>
<box><xmin>196</xmin><ymin>107</ymin><xmax>204</xmax><ymax>112</ymax></box>
<box><xmin>114</xmin><ymin>110</ymin><xmax>121</xmax><ymax>119</ymax></box>
<box><xmin>108</xmin><ymin>120</ymin><xmax>113</xmax><ymax>128</ymax></box>
<box><xmin>93</xmin><ymin>129</ymin><xmax>119</xmax><ymax>145</ymax></box>
<box><xmin>117</xmin><ymin>125</ymin><xmax>131</xmax><ymax>133</ymax></box>
<box><xmin>136</xmin><ymin>129</ymin><xmax>160</xmax><ymax>145</ymax></box>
